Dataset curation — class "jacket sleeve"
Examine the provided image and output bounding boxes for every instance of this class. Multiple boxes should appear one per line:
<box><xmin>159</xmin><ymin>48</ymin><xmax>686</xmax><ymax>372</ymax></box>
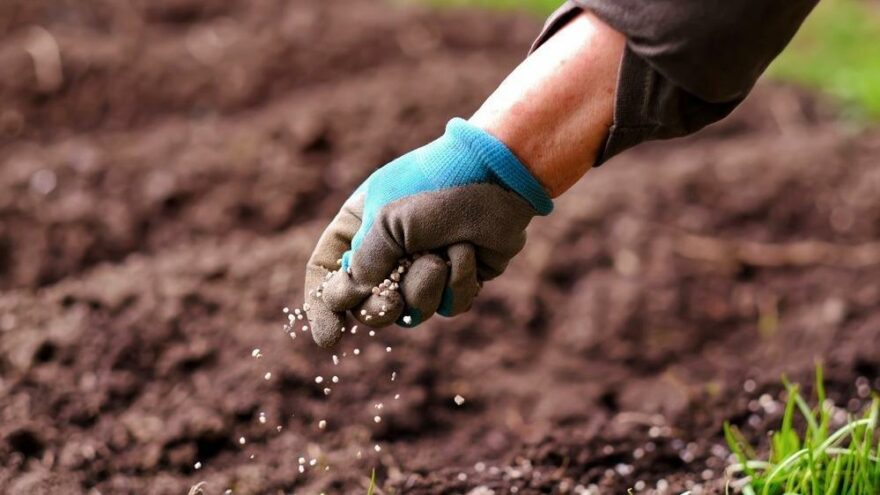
<box><xmin>531</xmin><ymin>0</ymin><xmax>818</xmax><ymax>165</ymax></box>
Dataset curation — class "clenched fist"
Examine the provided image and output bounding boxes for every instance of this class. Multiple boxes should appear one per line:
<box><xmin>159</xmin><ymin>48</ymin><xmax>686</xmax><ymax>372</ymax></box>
<box><xmin>304</xmin><ymin>118</ymin><xmax>552</xmax><ymax>348</ymax></box>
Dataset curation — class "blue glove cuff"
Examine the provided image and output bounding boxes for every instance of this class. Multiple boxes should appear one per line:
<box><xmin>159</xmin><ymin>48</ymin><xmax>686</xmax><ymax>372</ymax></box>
<box><xmin>446</xmin><ymin>118</ymin><xmax>554</xmax><ymax>215</ymax></box>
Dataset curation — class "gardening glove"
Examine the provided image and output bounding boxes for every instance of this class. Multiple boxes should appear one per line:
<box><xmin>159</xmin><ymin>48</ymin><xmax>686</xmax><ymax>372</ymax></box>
<box><xmin>304</xmin><ymin>118</ymin><xmax>553</xmax><ymax>348</ymax></box>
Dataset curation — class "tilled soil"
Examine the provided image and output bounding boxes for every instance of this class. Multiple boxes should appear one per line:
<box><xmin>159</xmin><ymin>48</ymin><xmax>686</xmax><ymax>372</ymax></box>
<box><xmin>1</xmin><ymin>1</ymin><xmax>879</xmax><ymax>494</ymax></box>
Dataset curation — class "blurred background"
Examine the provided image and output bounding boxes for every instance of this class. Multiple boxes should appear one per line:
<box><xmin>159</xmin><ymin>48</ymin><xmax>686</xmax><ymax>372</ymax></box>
<box><xmin>1</xmin><ymin>1</ymin><xmax>879</xmax><ymax>494</ymax></box>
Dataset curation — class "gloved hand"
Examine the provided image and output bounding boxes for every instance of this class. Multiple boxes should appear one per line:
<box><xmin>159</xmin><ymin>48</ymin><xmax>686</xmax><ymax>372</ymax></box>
<box><xmin>304</xmin><ymin>118</ymin><xmax>553</xmax><ymax>348</ymax></box>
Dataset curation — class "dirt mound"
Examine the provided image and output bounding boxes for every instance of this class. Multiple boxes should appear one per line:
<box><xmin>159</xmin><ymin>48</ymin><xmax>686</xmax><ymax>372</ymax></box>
<box><xmin>1</xmin><ymin>0</ymin><xmax>879</xmax><ymax>494</ymax></box>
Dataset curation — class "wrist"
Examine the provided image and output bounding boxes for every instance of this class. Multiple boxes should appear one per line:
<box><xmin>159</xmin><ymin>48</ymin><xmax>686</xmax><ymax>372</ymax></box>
<box><xmin>468</xmin><ymin>115</ymin><xmax>564</xmax><ymax>198</ymax></box>
<box><xmin>446</xmin><ymin>118</ymin><xmax>553</xmax><ymax>216</ymax></box>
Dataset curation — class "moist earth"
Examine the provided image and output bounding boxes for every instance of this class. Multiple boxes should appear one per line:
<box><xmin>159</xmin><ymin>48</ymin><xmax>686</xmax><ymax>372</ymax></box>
<box><xmin>1</xmin><ymin>0</ymin><xmax>880</xmax><ymax>494</ymax></box>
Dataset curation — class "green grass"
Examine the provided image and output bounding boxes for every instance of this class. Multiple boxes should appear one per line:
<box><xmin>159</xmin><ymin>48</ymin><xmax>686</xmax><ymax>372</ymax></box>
<box><xmin>367</xmin><ymin>468</ymin><xmax>377</xmax><ymax>495</ymax></box>
<box><xmin>770</xmin><ymin>0</ymin><xmax>880</xmax><ymax>119</ymax></box>
<box><xmin>724</xmin><ymin>367</ymin><xmax>880</xmax><ymax>495</ymax></box>
<box><xmin>422</xmin><ymin>0</ymin><xmax>880</xmax><ymax>118</ymax></box>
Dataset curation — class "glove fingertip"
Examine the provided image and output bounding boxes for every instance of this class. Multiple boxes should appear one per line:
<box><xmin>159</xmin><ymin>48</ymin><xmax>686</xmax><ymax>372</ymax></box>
<box><xmin>437</xmin><ymin>288</ymin><xmax>455</xmax><ymax>317</ymax></box>
<box><xmin>307</xmin><ymin>308</ymin><xmax>345</xmax><ymax>349</ymax></box>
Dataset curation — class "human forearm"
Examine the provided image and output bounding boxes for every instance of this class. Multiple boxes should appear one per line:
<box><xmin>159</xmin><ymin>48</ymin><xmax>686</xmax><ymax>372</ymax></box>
<box><xmin>470</xmin><ymin>11</ymin><xmax>624</xmax><ymax>197</ymax></box>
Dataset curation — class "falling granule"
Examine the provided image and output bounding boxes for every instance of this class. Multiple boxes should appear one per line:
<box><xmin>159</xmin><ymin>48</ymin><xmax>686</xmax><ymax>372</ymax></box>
<box><xmin>373</xmin><ymin>415</ymin><xmax>382</xmax><ymax>423</ymax></box>
<box><xmin>385</xmin><ymin>346</ymin><xmax>392</xmax><ymax>352</ymax></box>
<box><xmin>249</xmin><ymin>454</ymin><xmax>255</xmax><ymax>460</ymax></box>
<box><xmin>331</xmin><ymin>376</ymin><xmax>339</xmax><ymax>383</ymax></box>
<box><xmin>374</xmin><ymin>444</ymin><xmax>382</xmax><ymax>452</ymax></box>
<box><xmin>298</xmin><ymin>457</ymin><xmax>306</xmax><ymax>464</ymax></box>
<box><xmin>323</xmin><ymin>387</ymin><xmax>331</xmax><ymax>395</ymax></box>
<box><xmin>298</xmin><ymin>465</ymin><xmax>305</xmax><ymax>474</ymax></box>
<box><xmin>309</xmin><ymin>458</ymin><xmax>317</xmax><ymax>466</ymax></box>
<box><xmin>258</xmin><ymin>412</ymin><xmax>267</xmax><ymax>424</ymax></box>
<box><xmin>353</xmin><ymin>348</ymin><xmax>360</xmax><ymax>355</ymax></box>
<box><xmin>194</xmin><ymin>461</ymin><xmax>202</xmax><ymax>470</ymax></box>
<box><xmin>315</xmin><ymin>376</ymin><xmax>324</xmax><ymax>384</ymax></box>
<box><xmin>239</xmin><ymin>436</ymin><xmax>246</xmax><ymax>445</ymax></box>
<box><xmin>391</xmin><ymin>371</ymin><xmax>396</xmax><ymax>381</ymax></box>
<box><xmin>318</xmin><ymin>420</ymin><xmax>327</xmax><ymax>429</ymax></box>
<box><xmin>301</xmin><ymin>325</ymin><xmax>309</xmax><ymax>332</ymax></box>
<box><xmin>457</xmin><ymin>473</ymin><xmax>467</xmax><ymax>481</ymax></box>
<box><xmin>356</xmin><ymin>450</ymin><xmax>363</xmax><ymax>459</ymax></box>
<box><xmin>360</xmin><ymin>309</ymin><xmax>367</xmax><ymax>316</ymax></box>
<box><xmin>224</xmin><ymin>490</ymin><xmax>233</xmax><ymax>495</ymax></box>
<box><xmin>251</xmin><ymin>348</ymin><xmax>262</xmax><ymax>358</ymax></box>
<box><xmin>276</xmin><ymin>426</ymin><xmax>283</xmax><ymax>432</ymax></box>
<box><xmin>283</xmin><ymin>307</ymin><xmax>289</xmax><ymax>313</ymax></box>
<box><xmin>394</xmin><ymin>394</ymin><xmax>400</xmax><ymax>400</ymax></box>
<box><xmin>454</xmin><ymin>394</ymin><xmax>466</xmax><ymax>406</ymax></box>
<box><xmin>351</xmin><ymin>325</ymin><xmax>358</xmax><ymax>333</ymax></box>
<box><xmin>332</xmin><ymin>355</ymin><xmax>339</xmax><ymax>365</ymax></box>
<box><xmin>264</xmin><ymin>372</ymin><xmax>272</xmax><ymax>381</ymax></box>
<box><xmin>402</xmin><ymin>315</ymin><xmax>412</xmax><ymax>325</ymax></box>
<box><xmin>288</xmin><ymin>332</ymin><xmax>297</xmax><ymax>340</ymax></box>
<box><xmin>369</xmin><ymin>330</ymin><xmax>376</xmax><ymax>336</ymax></box>
<box><xmin>375</xmin><ymin>402</ymin><xmax>384</xmax><ymax>410</ymax></box>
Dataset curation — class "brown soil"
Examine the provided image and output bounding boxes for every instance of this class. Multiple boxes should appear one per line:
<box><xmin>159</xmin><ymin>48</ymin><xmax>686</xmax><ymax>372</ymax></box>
<box><xmin>1</xmin><ymin>1</ymin><xmax>879</xmax><ymax>494</ymax></box>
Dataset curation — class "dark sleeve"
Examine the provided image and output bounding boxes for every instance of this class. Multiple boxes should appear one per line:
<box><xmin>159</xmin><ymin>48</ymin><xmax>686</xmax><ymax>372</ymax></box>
<box><xmin>531</xmin><ymin>0</ymin><xmax>818</xmax><ymax>165</ymax></box>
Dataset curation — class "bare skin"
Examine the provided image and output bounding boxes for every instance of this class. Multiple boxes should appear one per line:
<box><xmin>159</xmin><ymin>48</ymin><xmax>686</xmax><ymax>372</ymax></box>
<box><xmin>470</xmin><ymin>12</ymin><xmax>625</xmax><ymax>198</ymax></box>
